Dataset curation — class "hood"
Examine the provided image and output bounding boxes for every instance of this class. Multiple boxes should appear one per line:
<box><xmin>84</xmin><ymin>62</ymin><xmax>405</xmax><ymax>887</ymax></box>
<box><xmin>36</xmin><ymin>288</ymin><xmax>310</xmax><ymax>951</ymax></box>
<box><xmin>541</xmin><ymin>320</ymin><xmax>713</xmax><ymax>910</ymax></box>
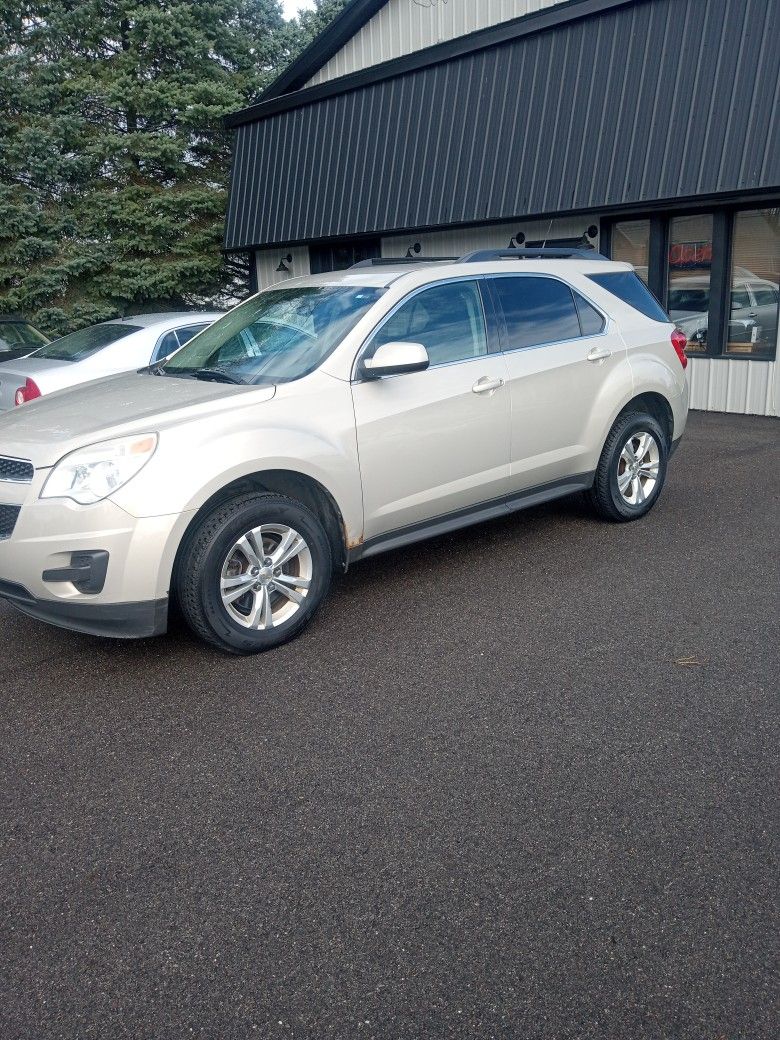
<box><xmin>0</xmin><ymin>370</ymin><xmax>276</xmax><ymax>467</ymax></box>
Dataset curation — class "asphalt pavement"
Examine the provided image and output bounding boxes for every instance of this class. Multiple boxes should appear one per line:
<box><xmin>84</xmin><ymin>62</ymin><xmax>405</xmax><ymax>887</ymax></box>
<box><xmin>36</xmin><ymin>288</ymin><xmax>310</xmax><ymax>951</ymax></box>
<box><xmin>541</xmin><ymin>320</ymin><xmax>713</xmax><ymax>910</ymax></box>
<box><xmin>1</xmin><ymin>411</ymin><xmax>778</xmax><ymax>1039</ymax></box>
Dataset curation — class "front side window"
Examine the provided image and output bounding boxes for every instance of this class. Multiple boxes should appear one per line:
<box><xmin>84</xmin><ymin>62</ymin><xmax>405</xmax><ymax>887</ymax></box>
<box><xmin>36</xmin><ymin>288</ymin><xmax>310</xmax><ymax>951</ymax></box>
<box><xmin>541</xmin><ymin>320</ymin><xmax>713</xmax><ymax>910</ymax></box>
<box><xmin>368</xmin><ymin>280</ymin><xmax>487</xmax><ymax>367</ymax></box>
<box><xmin>492</xmin><ymin>276</ymin><xmax>581</xmax><ymax>351</ymax></box>
<box><xmin>163</xmin><ymin>286</ymin><xmax>383</xmax><ymax>385</ymax></box>
<box><xmin>30</xmin><ymin>323</ymin><xmax>142</xmax><ymax>362</ymax></box>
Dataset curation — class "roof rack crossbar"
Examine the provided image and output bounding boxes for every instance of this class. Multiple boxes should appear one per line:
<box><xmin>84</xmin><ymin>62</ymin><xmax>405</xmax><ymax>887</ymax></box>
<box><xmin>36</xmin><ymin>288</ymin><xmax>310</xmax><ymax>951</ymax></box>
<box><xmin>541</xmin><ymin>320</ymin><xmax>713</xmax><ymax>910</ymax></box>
<box><xmin>350</xmin><ymin>256</ymin><xmax>459</xmax><ymax>268</ymax></box>
<box><xmin>458</xmin><ymin>248</ymin><xmax>609</xmax><ymax>262</ymax></box>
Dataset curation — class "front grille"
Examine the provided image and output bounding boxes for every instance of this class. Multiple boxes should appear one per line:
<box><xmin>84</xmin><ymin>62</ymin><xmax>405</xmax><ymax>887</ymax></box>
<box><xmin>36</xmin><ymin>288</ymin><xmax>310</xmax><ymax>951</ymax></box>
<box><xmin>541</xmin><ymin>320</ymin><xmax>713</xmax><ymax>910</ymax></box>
<box><xmin>0</xmin><ymin>504</ymin><xmax>20</xmax><ymax>540</ymax></box>
<box><xmin>0</xmin><ymin>456</ymin><xmax>34</xmax><ymax>483</ymax></box>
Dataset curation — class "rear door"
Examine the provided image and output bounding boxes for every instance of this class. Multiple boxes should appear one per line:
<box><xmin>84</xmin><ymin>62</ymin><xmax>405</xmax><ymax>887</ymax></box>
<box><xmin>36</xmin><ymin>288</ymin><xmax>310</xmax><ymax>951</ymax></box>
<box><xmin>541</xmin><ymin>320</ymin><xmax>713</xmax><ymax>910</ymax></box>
<box><xmin>488</xmin><ymin>274</ymin><xmax>625</xmax><ymax>494</ymax></box>
<box><xmin>351</xmin><ymin>278</ymin><xmax>511</xmax><ymax>540</ymax></box>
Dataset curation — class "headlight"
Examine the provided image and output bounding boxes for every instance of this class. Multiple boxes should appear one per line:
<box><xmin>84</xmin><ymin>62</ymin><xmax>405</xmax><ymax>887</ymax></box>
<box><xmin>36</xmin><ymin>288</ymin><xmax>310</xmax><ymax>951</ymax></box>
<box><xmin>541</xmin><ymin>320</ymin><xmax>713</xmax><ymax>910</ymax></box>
<box><xmin>40</xmin><ymin>433</ymin><xmax>158</xmax><ymax>505</ymax></box>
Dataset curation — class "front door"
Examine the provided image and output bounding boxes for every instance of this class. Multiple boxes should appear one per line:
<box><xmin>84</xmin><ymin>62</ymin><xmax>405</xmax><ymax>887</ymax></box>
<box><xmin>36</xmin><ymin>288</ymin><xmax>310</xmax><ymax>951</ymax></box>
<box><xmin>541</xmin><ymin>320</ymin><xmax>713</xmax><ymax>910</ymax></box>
<box><xmin>351</xmin><ymin>279</ymin><xmax>511</xmax><ymax>540</ymax></box>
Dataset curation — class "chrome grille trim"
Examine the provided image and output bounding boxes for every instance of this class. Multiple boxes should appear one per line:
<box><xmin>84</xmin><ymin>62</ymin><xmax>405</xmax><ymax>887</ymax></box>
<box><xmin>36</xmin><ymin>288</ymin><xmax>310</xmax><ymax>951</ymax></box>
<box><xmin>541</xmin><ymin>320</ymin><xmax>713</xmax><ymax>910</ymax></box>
<box><xmin>0</xmin><ymin>455</ymin><xmax>35</xmax><ymax>483</ymax></box>
<box><xmin>0</xmin><ymin>503</ymin><xmax>21</xmax><ymax>539</ymax></box>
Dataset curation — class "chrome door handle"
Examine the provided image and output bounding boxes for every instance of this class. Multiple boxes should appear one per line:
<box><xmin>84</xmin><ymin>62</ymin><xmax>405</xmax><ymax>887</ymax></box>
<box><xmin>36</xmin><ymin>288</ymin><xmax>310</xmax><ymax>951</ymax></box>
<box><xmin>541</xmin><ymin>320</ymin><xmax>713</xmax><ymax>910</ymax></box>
<box><xmin>472</xmin><ymin>376</ymin><xmax>505</xmax><ymax>395</ymax></box>
<box><xmin>586</xmin><ymin>346</ymin><xmax>612</xmax><ymax>362</ymax></box>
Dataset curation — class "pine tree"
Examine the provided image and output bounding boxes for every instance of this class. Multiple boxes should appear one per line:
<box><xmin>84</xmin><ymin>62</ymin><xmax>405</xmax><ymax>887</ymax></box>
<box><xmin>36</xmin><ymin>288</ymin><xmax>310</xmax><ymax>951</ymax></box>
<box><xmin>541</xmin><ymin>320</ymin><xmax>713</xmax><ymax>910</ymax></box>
<box><xmin>287</xmin><ymin>0</ymin><xmax>350</xmax><ymax>48</ymax></box>
<box><xmin>0</xmin><ymin>1</ymin><xmax>288</xmax><ymax>335</ymax></box>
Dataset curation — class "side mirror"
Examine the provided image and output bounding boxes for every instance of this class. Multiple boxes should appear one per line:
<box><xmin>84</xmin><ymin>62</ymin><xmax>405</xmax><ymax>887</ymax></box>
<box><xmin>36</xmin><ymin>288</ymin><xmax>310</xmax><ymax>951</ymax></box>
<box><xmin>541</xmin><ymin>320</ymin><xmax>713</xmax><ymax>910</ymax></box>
<box><xmin>361</xmin><ymin>341</ymin><xmax>430</xmax><ymax>379</ymax></box>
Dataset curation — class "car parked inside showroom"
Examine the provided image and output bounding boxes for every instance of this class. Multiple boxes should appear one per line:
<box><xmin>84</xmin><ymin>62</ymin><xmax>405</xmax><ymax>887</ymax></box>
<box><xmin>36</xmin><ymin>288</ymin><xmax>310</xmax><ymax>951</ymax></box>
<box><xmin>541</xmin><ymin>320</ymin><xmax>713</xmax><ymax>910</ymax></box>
<box><xmin>0</xmin><ymin>250</ymin><xmax>688</xmax><ymax>653</ymax></box>
<box><xmin>0</xmin><ymin>312</ymin><xmax>223</xmax><ymax>410</ymax></box>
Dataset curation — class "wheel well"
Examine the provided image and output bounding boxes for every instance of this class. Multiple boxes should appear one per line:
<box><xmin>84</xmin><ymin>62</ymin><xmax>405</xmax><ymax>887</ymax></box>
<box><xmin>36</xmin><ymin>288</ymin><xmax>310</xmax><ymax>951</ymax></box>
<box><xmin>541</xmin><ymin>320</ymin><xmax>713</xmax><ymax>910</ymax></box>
<box><xmin>175</xmin><ymin>470</ymin><xmax>348</xmax><ymax>575</ymax></box>
<box><xmin>618</xmin><ymin>392</ymin><xmax>674</xmax><ymax>445</ymax></box>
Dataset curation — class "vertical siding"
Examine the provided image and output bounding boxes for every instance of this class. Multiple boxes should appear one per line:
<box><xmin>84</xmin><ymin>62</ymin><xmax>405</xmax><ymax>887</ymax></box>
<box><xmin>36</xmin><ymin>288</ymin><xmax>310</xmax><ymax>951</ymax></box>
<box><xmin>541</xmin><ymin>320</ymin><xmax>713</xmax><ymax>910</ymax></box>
<box><xmin>255</xmin><ymin>246</ymin><xmax>311</xmax><ymax>290</ymax></box>
<box><xmin>687</xmin><ymin>358</ymin><xmax>777</xmax><ymax>416</ymax></box>
<box><xmin>226</xmin><ymin>0</ymin><xmax>780</xmax><ymax>250</ymax></box>
<box><xmin>307</xmin><ymin>0</ymin><xmax>561</xmax><ymax>85</ymax></box>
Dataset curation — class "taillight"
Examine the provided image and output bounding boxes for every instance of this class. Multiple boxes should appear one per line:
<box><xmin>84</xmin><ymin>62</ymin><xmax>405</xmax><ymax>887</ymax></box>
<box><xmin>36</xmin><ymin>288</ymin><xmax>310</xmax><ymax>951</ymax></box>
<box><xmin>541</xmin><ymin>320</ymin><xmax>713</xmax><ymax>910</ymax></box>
<box><xmin>671</xmin><ymin>329</ymin><xmax>688</xmax><ymax>369</ymax></box>
<box><xmin>14</xmin><ymin>378</ymin><xmax>41</xmax><ymax>406</ymax></box>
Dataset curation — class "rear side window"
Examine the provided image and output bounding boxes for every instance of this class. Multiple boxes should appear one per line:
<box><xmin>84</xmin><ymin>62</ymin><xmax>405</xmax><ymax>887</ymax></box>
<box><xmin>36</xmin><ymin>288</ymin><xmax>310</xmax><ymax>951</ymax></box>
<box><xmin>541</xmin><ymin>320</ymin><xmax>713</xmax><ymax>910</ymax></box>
<box><xmin>588</xmin><ymin>272</ymin><xmax>669</xmax><ymax>322</ymax></box>
<box><xmin>491</xmin><ymin>276</ymin><xmax>581</xmax><ymax>350</ymax></box>
<box><xmin>573</xmin><ymin>293</ymin><xmax>606</xmax><ymax>336</ymax></box>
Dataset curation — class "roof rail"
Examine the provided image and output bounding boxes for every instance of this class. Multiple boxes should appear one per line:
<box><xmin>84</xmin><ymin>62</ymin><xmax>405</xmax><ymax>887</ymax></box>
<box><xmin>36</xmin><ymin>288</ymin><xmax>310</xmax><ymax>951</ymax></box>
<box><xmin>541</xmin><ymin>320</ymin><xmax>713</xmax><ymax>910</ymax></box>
<box><xmin>350</xmin><ymin>256</ymin><xmax>458</xmax><ymax>268</ymax></box>
<box><xmin>458</xmin><ymin>248</ymin><xmax>609</xmax><ymax>262</ymax></box>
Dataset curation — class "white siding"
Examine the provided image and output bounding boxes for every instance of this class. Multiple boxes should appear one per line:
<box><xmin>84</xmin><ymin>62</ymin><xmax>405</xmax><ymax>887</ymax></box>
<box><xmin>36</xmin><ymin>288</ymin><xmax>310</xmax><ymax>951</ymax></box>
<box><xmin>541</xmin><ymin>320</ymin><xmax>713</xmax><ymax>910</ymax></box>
<box><xmin>686</xmin><ymin>358</ymin><xmax>777</xmax><ymax>417</ymax></box>
<box><xmin>255</xmin><ymin>246</ymin><xmax>311</xmax><ymax>289</ymax></box>
<box><xmin>381</xmin><ymin>215</ymin><xmax>598</xmax><ymax>257</ymax></box>
<box><xmin>307</xmin><ymin>0</ymin><xmax>564</xmax><ymax>86</ymax></box>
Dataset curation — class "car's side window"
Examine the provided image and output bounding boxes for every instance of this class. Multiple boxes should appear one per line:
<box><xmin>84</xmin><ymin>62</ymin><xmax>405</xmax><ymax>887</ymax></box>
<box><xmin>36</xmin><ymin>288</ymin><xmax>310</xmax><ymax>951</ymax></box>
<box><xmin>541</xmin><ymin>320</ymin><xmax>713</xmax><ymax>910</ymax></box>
<box><xmin>573</xmin><ymin>291</ymin><xmax>606</xmax><ymax>336</ymax></box>
<box><xmin>491</xmin><ymin>275</ymin><xmax>582</xmax><ymax>351</ymax></box>
<box><xmin>151</xmin><ymin>330</ymin><xmax>179</xmax><ymax>364</ymax></box>
<box><xmin>369</xmin><ymin>280</ymin><xmax>487</xmax><ymax>367</ymax></box>
<box><xmin>175</xmin><ymin>324</ymin><xmax>208</xmax><ymax>348</ymax></box>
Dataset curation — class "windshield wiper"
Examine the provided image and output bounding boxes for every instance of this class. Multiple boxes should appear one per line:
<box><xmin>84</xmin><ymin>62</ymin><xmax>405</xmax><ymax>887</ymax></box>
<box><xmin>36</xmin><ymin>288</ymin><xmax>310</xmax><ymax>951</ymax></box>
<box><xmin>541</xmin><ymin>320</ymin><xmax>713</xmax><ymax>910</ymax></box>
<box><xmin>192</xmin><ymin>369</ymin><xmax>245</xmax><ymax>385</ymax></box>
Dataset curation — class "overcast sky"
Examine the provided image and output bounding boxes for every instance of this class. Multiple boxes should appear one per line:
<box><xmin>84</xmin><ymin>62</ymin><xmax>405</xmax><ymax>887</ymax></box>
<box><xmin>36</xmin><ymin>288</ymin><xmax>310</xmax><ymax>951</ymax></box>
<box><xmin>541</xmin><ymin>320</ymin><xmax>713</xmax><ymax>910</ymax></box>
<box><xmin>282</xmin><ymin>0</ymin><xmax>315</xmax><ymax>17</ymax></box>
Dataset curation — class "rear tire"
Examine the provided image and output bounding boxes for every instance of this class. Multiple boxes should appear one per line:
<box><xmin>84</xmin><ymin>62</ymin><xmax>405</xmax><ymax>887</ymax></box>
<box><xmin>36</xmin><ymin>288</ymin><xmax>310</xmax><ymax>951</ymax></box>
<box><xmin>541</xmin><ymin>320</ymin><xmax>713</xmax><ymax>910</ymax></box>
<box><xmin>587</xmin><ymin>411</ymin><xmax>669</xmax><ymax>522</ymax></box>
<box><xmin>175</xmin><ymin>492</ymin><xmax>332</xmax><ymax>654</ymax></box>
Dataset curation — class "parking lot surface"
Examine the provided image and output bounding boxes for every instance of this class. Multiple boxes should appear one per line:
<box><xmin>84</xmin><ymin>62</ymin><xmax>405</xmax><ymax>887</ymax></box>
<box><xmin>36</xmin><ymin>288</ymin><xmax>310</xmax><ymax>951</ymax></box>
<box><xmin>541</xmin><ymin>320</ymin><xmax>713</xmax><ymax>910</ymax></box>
<box><xmin>1</xmin><ymin>412</ymin><xmax>778</xmax><ymax>1039</ymax></box>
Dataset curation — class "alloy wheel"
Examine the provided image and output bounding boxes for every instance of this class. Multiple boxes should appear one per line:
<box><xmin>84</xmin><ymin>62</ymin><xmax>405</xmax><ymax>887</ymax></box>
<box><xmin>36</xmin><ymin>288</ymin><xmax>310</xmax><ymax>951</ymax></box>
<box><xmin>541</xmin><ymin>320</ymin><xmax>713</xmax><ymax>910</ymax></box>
<box><xmin>616</xmin><ymin>431</ymin><xmax>660</xmax><ymax>506</ymax></box>
<box><xmin>219</xmin><ymin>523</ymin><xmax>312</xmax><ymax>629</ymax></box>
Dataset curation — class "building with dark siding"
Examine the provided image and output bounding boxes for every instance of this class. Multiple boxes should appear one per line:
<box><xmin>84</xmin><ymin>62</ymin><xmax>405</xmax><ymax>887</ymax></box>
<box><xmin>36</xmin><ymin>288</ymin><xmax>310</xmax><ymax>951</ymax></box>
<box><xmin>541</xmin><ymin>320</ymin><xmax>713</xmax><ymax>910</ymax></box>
<box><xmin>224</xmin><ymin>0</ymin><xmax>780</xmax><ymax>416</ymax></box>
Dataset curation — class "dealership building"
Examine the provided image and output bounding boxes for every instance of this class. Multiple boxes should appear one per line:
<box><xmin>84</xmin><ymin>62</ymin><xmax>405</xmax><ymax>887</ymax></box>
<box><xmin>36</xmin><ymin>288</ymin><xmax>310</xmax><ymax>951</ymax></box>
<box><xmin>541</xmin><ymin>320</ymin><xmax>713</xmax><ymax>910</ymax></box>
<box><xmin>224</xmin><ymin>0</ymin><xmax>780</xmax><ymax>416</ymax></box>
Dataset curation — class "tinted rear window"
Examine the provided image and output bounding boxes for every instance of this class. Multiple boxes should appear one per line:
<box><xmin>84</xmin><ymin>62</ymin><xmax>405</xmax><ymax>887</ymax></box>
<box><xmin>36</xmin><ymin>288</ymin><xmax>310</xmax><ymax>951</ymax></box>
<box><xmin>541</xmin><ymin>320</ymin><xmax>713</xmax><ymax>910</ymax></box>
<box><xmin>588</xmin><ymin>272</ymin><xmax>669</xmax><ymax>322</ymax></box>
<box><xmin>491</xmin><ymin>276</ymin><xmax>581</xmax><ymax>350</ymax></box>
<box><xmin>30</xmin><ymin>323</ymin><xmax>142</xmax><ymax>362</ymax></box>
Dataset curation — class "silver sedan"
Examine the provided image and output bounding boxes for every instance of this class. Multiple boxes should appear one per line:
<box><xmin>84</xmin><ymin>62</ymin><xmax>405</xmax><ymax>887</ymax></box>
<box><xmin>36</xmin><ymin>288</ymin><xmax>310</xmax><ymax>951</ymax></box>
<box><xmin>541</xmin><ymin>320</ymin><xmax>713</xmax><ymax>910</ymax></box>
<box><xmin>0</xmin><ymin>312</ymin><xmax>223</xmax><ymax>410</ymax></box>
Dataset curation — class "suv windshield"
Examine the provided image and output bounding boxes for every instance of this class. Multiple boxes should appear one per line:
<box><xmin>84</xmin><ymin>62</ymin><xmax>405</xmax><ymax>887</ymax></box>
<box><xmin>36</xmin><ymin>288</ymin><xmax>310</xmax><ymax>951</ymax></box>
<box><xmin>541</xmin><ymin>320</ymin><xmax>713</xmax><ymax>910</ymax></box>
<box><xmin>30</xmin><ymin>323</ymin><xmax>142</xmax><ymax>362</ymax></box>
<box><xmin>162</xmin><ymin>285</ymin><xmax>384</xmax><ymax>385</ymax></box>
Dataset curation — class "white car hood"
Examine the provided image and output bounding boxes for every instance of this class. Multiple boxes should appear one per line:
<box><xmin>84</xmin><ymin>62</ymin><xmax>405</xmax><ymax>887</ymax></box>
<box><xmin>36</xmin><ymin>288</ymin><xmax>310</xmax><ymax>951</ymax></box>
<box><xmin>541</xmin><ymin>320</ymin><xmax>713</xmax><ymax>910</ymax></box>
<box><xmin>0</xmin><ymin>370</ymin><xmax>276</xmax><ymax>467</ymax></box>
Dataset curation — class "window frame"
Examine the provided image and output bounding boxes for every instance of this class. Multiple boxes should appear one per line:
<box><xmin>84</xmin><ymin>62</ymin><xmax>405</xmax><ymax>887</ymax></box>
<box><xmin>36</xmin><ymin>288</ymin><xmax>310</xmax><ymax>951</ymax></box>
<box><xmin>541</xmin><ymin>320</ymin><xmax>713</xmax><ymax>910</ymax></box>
<box><xmin>602</xmin><ymin>203</ymin><xmax>779</xmax><ymax>361</ymax></box>
<box><xmin>352</xmin><ymin>276</ymin><xmax>498</xmax><ymax>381</ymax></box>
<box><xmin>485</xmin><ymin>273</ymin><xmax>609</xmax><ymax>355</ymax></box>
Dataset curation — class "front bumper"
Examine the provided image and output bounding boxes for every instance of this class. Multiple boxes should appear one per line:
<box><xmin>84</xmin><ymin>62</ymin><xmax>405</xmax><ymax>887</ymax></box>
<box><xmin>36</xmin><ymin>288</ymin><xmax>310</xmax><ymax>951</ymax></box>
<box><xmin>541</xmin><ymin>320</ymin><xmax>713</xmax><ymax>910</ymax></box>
<box><xmin>0</xmin><ymin>579</ymin><xmax>168</xmax><ymax>638</ymax></box>
<box><xmin>0</xmin><ymin>475</ymin><xmax>192</xmax><ymax>640</ymax></box>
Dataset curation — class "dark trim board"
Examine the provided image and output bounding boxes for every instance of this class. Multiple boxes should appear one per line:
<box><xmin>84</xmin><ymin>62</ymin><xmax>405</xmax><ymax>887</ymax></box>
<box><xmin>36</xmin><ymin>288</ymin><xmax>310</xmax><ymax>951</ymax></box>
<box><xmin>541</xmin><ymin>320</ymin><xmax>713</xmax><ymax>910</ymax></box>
<box><xmin>349</xmin><ymin>473</ymin><xmax>596</xmax><ymax>564</ymax></box>
<box><xmin>263</xmin><ymin>0</ymin><xmax>389</xmax><ymax>100</ymax></box>
<box><xmin>227</xmin><ymin>188</ymin><xmax>780</xmax><ymax>256</ymax></box>
<box><xmin>229</xmin><ymin>0</ymin><xmax>637</xmax><ymax>126</ymax></box>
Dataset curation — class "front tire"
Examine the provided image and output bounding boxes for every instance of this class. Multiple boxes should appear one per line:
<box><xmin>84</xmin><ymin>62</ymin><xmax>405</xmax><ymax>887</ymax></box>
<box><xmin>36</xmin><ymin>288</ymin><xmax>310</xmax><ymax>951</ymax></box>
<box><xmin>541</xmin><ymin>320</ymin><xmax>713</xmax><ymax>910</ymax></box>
<box><xmin>587</xmin><ymin>411</ymin><xmax>669</xmax><ymax>522</ymax></box>
<box><xmin>175</xmin><ymin>492</ymin><xmax>332</xmax><ymax>654</ymax></box>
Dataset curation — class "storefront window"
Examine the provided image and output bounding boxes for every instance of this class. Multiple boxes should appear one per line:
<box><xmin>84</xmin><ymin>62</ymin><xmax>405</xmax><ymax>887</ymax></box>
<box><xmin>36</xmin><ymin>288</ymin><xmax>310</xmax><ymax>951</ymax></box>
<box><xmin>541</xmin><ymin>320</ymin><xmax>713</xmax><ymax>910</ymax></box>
<box><xmin>726</xmin><ymin>209</ymin><xmax>780</xmax><ymax>357</ymax></box>
<box><xmin>611</xmin><ymin>220</ymin><xmax>650</xmax><ymax>284</ymax></box>
<box><xmin>665</xmin><ymin>215</ymin><xmax>713</xmax><ymax>354</ymax></box>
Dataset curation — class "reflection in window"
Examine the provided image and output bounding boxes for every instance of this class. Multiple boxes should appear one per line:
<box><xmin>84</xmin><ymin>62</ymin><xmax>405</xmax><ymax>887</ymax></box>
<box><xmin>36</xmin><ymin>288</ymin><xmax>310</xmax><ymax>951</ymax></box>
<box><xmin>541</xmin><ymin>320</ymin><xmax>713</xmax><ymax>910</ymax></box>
<box><xmin>667</xmin><ymin>214</ymin><xmax>713</xmax><ymax>354</ymax></box>
<box><xmin>371</xmin><ymin>281</ymin><xmax>487</xmax><ymax>366</ymax></box>
<box><xmin>492</xmin><ymin>276</ymin><xmax>581</xmax><ymax>350</ymax></box>
<box><xmin>611</xmin><ymin>220</ymin><xmax>650</xmax><ymax>284</ymax></box>
<box><xmin>726</xmin><ymin>209</ymin><xmax>780</xmax><ymax>357</ymax></box>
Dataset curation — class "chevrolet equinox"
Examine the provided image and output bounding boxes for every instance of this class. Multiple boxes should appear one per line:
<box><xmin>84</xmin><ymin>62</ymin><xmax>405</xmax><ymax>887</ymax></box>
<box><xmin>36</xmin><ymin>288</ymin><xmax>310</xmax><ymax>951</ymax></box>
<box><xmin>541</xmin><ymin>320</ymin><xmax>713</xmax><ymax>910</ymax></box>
<box><xmin>0</xmin><ymin>250</ymin><xmax>689</xmax><ymax>653</ymax></box>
